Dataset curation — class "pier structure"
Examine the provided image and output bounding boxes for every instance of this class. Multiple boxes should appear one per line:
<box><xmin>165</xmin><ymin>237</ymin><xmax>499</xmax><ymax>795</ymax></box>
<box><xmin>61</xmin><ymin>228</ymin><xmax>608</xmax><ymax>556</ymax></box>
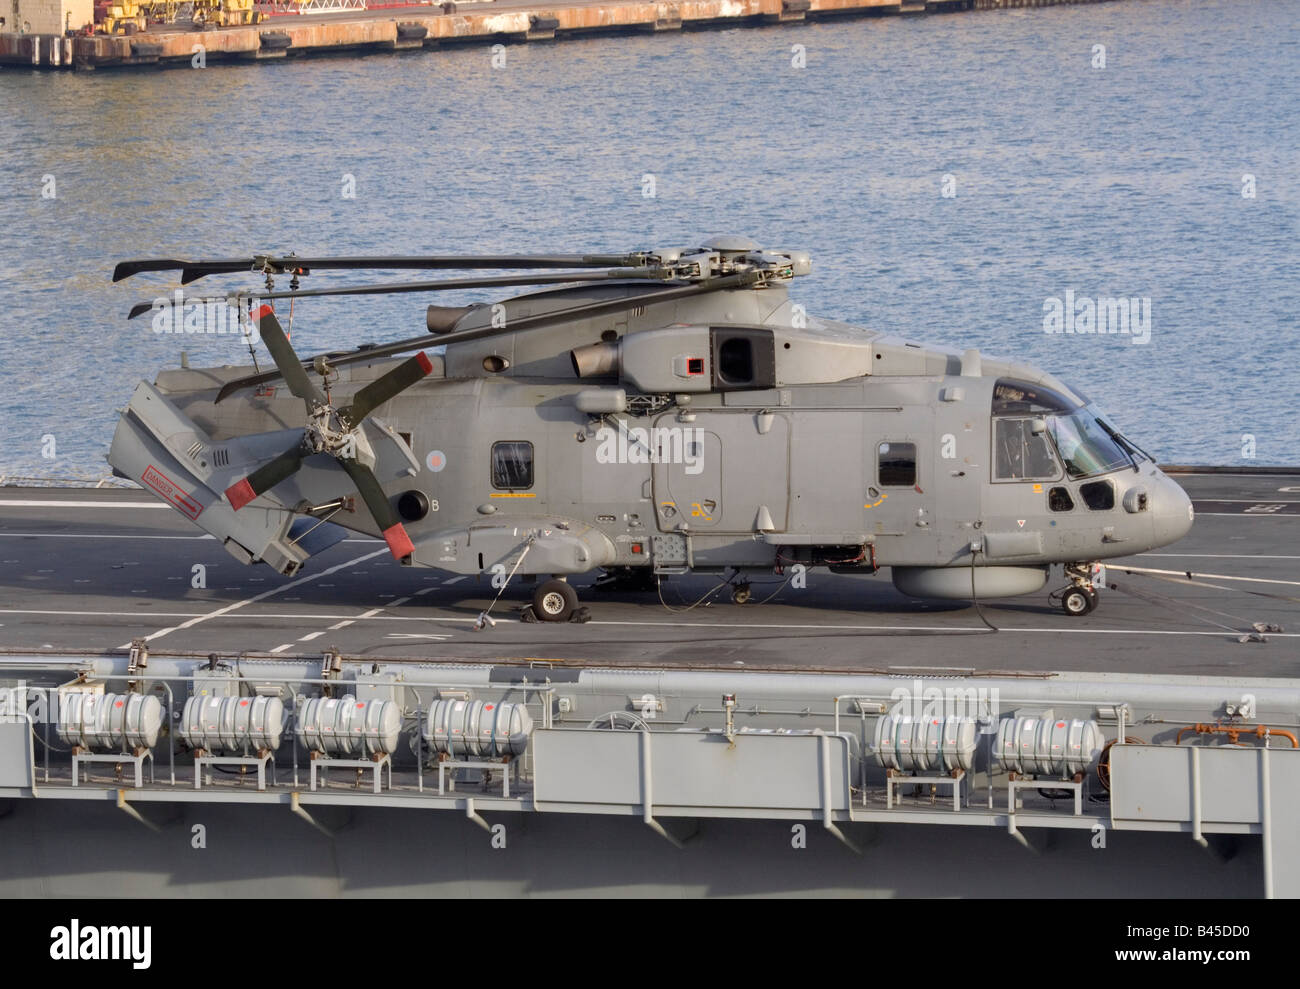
<box><xmin>1</xmin><ymin>0</ymin><xmax>1112</xmax><ymax>71</ymax></box>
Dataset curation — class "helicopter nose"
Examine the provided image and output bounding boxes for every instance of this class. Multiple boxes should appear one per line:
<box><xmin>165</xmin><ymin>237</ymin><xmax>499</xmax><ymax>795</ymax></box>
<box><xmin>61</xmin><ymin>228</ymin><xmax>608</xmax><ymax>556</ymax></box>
<box><xmin>1150</xmin><ymin>472</ymin><xmax>1194</xmax><ymax>547</ymax></box>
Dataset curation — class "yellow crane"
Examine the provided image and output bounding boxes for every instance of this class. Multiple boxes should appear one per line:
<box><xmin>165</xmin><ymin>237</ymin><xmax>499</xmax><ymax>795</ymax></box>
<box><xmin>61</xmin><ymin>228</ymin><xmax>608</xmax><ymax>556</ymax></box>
<box><xmin>192</xmin><ymin>0</ymin><xmax>261</xmax><ymax>26</ymax></box>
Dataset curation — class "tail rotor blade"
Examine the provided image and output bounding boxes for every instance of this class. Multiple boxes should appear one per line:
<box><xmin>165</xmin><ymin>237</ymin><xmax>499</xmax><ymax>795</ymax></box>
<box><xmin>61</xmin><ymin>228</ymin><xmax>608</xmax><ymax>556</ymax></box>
<box><xmin>341</xmin><ymin>352</ymin><xmax>434</xmax><ymax>425</ymax></box>
<box><xmin>254</xmin><ymin>306</ymin><xmax>325</xmax><ymax>409</ymax></box>
<box><xmin>338</xmin><ymin>458</ymin><xmax>413</xmax><ymax>560</ymax></box>
<box><xmin>224</xmin><ymin>439</ymin><xmax>306</xmax><ymax>511</ymax></box>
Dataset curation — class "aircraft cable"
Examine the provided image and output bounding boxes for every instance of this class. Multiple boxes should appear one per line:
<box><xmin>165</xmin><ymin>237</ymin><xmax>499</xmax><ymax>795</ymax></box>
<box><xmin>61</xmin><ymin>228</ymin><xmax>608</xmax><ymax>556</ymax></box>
<box><xmin>1107</xmin><ymin>577</ymin><xmax>1281</xmax><ymax>639</ymax></box>
<box><xmin>748</xmin><ymin>571</ymin><xmax>795</xmax><ymax>606</ymax></box>
<box><xmin>1113</xmin><ymin>564</ymin><xmax>1300</xmax><ymax>603</ymax></box>
<box><xmin>242</xmin><ymin>299</ymin><xmax>261</xmax><ymax>373</ymax></box>
<box><xmin>473</xmin><ymin>539</ymin><xmax>533</xmax><ymax>630</ymax></box>
<box><xmin>32</xmin><ymin>723</ymin><xmax>72</xmax><ymax>753</ymax></box>
<box><xmin>968</xmin><ymin>546</ymin><xmax>999</xmax><ymax>633</ymax></box>
<box><xmin>656</xmin><ymin>574</ymin><xmax>735</xmax><ymax>614</ymax></box>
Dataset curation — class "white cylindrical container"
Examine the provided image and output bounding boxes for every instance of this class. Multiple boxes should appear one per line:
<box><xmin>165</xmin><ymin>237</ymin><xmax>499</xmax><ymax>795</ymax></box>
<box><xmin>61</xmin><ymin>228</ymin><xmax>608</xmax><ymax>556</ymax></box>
<box><xmin>57</xmin><ymin>692</ymin><xmax>163</xmax><ymax>751</ymax></box>
<box><xmin>296</xmin><ymin>695</ymin><xmax>400</xmax><ymax>757</ymax></box>
<box><xmin>875</xmin><ymin>714</ymin><xmax>977</xmax><ymax>773</ymax></box>
<box><xmin>424</xmin><ymin>700</ymin><xmax>533</xmax><ymax>758</ymax></box>
<box><xmin>179</xmin><ymin>694</ymin><xmax>285</xmax><ymax>753</ymax></box>
<box><xmin>997</xmin><ymin>715</ymin><xmax>1104</xmax><ymax>778</ymax></box>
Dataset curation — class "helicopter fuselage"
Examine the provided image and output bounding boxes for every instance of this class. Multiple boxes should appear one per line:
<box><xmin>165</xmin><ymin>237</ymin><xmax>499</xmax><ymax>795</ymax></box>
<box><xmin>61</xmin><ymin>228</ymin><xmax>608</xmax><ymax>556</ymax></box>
<box><xmin>117</xmin><ymin>332</ymin><xmax>1192</xmax><ymax>608</ymax></box>
<box><xmin>107</xmin><ymin>248</ymin><xmax>1193</xmax><ymax>617</ymax></box>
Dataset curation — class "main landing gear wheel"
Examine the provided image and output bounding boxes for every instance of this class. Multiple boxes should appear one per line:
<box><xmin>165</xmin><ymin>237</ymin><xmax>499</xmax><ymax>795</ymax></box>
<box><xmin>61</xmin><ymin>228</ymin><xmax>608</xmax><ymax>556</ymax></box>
<box><xmin>731</xmin><ymin>582</ymin><xmax>752</xmax><ymax>605</ymax></box>
<box><xmin>1061</xmin><ymin>586</ymin><xmax>1096</xmax><ymax>617</ymax></box>
<box><xmin>533</xmin><ymin>579</ymin><xmax>578</xmax><ymax>622</ymax></box>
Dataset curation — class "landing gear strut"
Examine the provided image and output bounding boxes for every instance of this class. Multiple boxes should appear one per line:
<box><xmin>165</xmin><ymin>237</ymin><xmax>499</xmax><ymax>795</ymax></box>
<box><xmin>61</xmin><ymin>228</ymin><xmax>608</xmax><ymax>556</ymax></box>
<box><xmin>1053</xmin><ymin>563</ymin><xmax>1101</xmax><ymax>617</ymax></box>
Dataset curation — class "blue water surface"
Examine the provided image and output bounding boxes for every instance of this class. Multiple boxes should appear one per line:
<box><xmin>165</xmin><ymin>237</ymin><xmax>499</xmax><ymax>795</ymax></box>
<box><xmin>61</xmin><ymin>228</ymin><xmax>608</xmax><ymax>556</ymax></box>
<box><xmin>1</xmin><ymin>0</ymin><xmax>1296</xmax><ymax>475</ymax></box>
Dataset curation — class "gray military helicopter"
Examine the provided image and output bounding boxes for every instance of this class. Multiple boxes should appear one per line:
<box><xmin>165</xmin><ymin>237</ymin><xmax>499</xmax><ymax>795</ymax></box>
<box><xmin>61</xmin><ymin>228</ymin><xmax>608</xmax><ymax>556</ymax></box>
<box><xmin>108</xmin><ymin>236</ymin><xmax>1193</xmax><ymax>622</ymax></box>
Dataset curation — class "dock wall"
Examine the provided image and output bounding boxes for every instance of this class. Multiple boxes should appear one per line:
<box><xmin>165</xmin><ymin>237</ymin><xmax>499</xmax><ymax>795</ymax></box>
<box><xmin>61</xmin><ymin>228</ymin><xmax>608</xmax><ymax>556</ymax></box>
<box><xmin>1</xmin><ymin>0</ymin><xmax>1115</xmax><ymax>71</ymax></box>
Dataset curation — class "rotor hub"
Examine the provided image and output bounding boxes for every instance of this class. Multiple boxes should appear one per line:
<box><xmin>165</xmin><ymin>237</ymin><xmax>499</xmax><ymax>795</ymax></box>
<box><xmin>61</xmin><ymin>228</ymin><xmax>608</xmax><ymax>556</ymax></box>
<box><xmin>304</xmin><ymin>405</ymin><xmax>355</xmax><ymax>456</ymax></box>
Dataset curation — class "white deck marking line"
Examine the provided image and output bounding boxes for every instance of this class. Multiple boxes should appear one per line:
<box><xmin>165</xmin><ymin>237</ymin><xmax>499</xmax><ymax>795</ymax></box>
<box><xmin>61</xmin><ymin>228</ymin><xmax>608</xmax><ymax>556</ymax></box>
<box><xmin>586</xmin><ymin>620</ymin><xmax>1300</xmax><ymax>637</ymax></box>
<box><xmin>1113</xmin><ymin>564</ymin><xmax>1300</xmax><ymax>588</ymax></box>
<box><xmin>1142</xmin><ymin>553</ymin><xmax>1300</xmax><ymax>559</ymax></box>
<box><xmin>269</xmin><ymin>644</ymin><xmax>294</xmax><ymax>654</ymax></box>
<box><xmin>0</xmin><ymin>533</ymin><xmax>215</xmax><ymax>540</ymax></box>
<box><xmin>0</xmin><ymin>609</ymin><xmax>483</xmax><ymax>625</ymax></box>
<box><xmin>1175</xmin><ymin>472</ymin><xmax>1300</xmax><ymax>478</ymax></box>
<box><xmin>0</xmin><ymin>501</ymin><xmax>166</xmax><ymax>508</ymax></box>
<box><xmin>1190</xmin><ymin>498</ymin><xmax>1300</xmax><ymax>503</ymax></box>
<box><xmin>1197</xmin><ymin>513</ymin><xmax>1297</xmax><ymax>518</ymax></box>
<box><xmin>138</xmin><ymin>548</ymin><xmax>388</xmax><ymax>644</ymax></box>
<box><xmin>298</xmin><ymin>631</ymin><xmax>325</xmax><ymax>642</ymax></box>
<box><xmin>0</xmin><ymin>530</ymin><xmax>385</xmax><ymax>544</ymax></box>
<box><xmin>6</xmin><ymin>608</ymin><xmax>210</xmax><ymax>619</ymax></box>
<box><xmin>4</xmin><ymin>603</ymin><xmax>1285</xmax><ymax>639</ymax></box>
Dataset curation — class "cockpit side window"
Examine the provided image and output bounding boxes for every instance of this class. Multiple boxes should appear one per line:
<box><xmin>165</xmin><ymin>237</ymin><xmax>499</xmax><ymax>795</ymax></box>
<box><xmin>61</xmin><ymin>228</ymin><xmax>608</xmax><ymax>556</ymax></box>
<box><xmin>1080</xmin><ymin>480</ymin><xmax>1116</xmax><ymax>510</ymax></box>
<box><xmin>491</xmin><ymin>441</ymin><xmax>534</xmax><ymax>490</ymax></box>
<box><xmin>878</xmin><ymin>442</ymin><xmax>917</xmax><ymax>486</ymax></box>
<box><xmin>1048</xmin><ymin>486</ymin><xmax>1074</xmax><ymax>512</ymax></box>
<box><xmin>993</xmin><ymin>418</ymin><xmax>1062</xmax><ymax>481</ymax></box>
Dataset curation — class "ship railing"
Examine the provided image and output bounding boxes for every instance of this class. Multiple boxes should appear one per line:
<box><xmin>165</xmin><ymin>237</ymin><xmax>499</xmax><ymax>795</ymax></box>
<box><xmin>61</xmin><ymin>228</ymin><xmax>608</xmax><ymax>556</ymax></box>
<box><xmin>254</xmin><ymin>0</ymin><xmax>371</xmax><ymax>15</ymax></box>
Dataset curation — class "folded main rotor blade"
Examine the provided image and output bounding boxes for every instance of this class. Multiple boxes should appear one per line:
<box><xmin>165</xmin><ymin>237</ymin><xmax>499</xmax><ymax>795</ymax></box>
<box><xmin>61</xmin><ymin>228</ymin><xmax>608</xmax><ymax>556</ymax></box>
<box><xmin>224</xmin><ymin>438</ymin><xmax>307</xmax><ymax>511</ymax></box>
<box><xmin>340</xmin><ymin>352</ymin><xmax>434</xmax><ymax>426</ymax></box>
<box><xmin>215</xmin><ymin>271</ymin><xmax>761</xmax><ymax>403</ymax></box>
<box><xmin>114</xmin><ymin>254</ymin><xmax>652</xmax><ymax>284</ymax></box>
<box><xmin>338</xmin><ymin>457</ymin><xmax>413</xmax><ymax>560</ymax></box>
<box><xmin>113</xmin><ymin>259</ymin><xmax>258</xmax><ymax>283</ymax></box>
<box><xmin>126</xmin><ymin>270</ymin><xmax>671</xmax><ymax>319</ymax></box>
<box><xmin>254</xmin><ymin>306</ymin><xmax>326</xmax><ymax>411</ymax></box>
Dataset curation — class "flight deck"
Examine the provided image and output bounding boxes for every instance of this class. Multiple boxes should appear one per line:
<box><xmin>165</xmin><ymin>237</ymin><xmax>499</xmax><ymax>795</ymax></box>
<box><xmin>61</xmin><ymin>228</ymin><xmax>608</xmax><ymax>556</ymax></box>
<box><xmin>1</xmin><ymin>469</ymin><xmax>1295</xmax><ymax>678</ymax></box>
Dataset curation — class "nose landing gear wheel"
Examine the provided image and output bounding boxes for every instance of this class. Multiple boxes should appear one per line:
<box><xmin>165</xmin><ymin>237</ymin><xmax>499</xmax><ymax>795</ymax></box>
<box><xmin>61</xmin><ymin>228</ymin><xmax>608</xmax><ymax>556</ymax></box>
<box><xmin>731</xmin><ymin>582</ymin><xmax>752</xmax><ymax>605</ymax></box>
<box><xmin>533</xmin><ymin>579</ymin><xmax>578</xmax><ymax>622</ymax></box>
<box><xmin>1061</xmin><ymin>586</ymin><xmax>1095</xmax><ymax>616</ymax></box>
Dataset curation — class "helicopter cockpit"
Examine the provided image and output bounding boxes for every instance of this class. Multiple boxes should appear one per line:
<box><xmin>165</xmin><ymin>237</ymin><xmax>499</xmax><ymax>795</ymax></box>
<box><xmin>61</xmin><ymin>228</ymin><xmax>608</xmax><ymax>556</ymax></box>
<box><xmin>991</xmin><ymin>378</ymin><xmax>1146</xmax><ymax>483</ymax></box>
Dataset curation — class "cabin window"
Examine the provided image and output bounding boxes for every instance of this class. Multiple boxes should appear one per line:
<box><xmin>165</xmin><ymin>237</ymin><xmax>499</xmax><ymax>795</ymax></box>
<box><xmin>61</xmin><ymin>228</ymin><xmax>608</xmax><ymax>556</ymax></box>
<box><xmin>491</xmin><ymin>441</ymin><xmax>534</xmax><ymax>490</ymax></box>
<box><xmin>1080</xmin><ymin>480</ymin><xmax>1115</xmax><ymax>511</ymax></box>
<box><xmin>993</xmin><ymin>418</ymin><xmax>1061</xmax><ymax>481</ymax></box>
<box><xmin>878</xmin><ymin>442</ymin><xmax>917</xmax><ymax>487</ymax></box>
<box><xmin>1048</xmin><ymin>486</ymin><xmax>1074</xmax><ymax>512</ymax></box>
